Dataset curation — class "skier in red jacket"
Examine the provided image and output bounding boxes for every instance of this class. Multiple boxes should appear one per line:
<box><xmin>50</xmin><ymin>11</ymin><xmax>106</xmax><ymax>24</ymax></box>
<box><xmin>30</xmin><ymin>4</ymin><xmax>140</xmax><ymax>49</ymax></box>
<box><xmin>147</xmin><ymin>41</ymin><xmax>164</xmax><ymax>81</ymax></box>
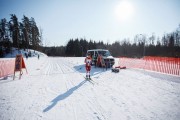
<box><xmin>84</xmin><ymin>53</ymin><xmax>92</xmax><ymax>79</ymax></box>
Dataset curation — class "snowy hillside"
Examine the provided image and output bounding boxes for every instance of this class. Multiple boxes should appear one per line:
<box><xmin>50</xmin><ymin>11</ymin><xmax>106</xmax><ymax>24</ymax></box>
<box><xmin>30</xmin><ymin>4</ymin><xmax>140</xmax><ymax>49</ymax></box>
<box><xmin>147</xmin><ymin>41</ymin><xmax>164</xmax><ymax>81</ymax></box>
<box><xmin>3</xmin><ymin>48</ymin><xmax>47</xmax><ymax>58</ymax></box>
<box><xmin>0</xmin><ymin>56</ymin><xmax>180</xmax><ymax>120</ymax></box>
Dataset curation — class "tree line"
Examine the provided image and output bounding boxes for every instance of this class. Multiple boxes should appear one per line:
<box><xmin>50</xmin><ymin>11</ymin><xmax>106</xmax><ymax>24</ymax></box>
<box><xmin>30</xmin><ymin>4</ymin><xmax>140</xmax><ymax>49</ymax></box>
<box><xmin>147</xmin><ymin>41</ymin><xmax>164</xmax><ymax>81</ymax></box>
<box><xmin>0</xmin><ymin>14</ymin><xmax>42</xmax><ymax>57</ymax></box>
<box><xmin>43</xmin><ymin>24</ymin><xmax>180</xmax><ymax>58</ymax></box>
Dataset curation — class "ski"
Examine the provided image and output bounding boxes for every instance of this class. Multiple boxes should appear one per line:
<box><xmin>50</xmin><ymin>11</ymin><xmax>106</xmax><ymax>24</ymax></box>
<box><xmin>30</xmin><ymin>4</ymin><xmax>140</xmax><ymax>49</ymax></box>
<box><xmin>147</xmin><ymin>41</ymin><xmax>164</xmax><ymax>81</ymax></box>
<box><xmin>87</xmin><ymin>79</ymin><xmax>95</xmax><ymax>85</ymax></box>
<box><xmin>84</xmin><ymin>76</ymin><xmax>98</xmax><ymax>85</ymax></box>
<box><xmin>84</xmin><ymin>77</ymin><xmax>95</xmax><ymax>85</ymax></box>
<box><xmin>90</xmin><ymin>79</ymin><xmax>98</xmax><ymax>85</ymax></box>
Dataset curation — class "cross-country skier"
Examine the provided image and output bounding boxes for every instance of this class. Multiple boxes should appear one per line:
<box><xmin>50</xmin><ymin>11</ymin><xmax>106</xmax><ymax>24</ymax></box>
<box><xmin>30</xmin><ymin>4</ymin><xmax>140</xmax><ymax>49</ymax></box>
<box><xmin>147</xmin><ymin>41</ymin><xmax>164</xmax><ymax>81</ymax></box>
<box><xmin>84</xmin><ymin>53</ymin><xmax>92</xmax><ymax>79</ymax></box>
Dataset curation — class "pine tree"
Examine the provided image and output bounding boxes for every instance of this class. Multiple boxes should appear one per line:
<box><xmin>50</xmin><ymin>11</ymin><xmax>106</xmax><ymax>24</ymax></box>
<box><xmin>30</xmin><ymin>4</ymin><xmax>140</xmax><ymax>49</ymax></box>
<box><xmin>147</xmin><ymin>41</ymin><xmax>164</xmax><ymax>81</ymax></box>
<box><xmin>30</xmin><ymin>17</ymin><xmax>40</xmax><ymax>50</ymax></box>
<box><xmin>22</xmin><ymin>15</ymin><xmax>31</xmax><ymax>49</ymax></box>
<box><xmin>10</xmin><ymin>14</ymin><xmax>20</xmax><ymax>48</ymax></box>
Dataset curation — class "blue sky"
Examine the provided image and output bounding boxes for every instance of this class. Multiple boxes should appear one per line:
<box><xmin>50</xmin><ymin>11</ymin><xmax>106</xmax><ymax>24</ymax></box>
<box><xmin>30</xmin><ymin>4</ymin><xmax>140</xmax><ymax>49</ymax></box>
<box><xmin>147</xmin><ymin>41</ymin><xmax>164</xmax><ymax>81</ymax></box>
<box><xmin>0</xmin><ymin>0</ymin><xmax>180</xmax><ymax>46</ymax></box>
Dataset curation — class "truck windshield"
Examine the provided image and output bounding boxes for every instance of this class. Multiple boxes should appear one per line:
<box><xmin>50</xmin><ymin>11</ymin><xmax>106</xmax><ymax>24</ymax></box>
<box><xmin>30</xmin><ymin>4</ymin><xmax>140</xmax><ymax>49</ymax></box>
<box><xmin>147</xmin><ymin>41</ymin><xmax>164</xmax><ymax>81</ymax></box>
<box><xmin>98</xmin><ymin>51</ymin><xmax>111</xmax><ymax>57</ymax></box>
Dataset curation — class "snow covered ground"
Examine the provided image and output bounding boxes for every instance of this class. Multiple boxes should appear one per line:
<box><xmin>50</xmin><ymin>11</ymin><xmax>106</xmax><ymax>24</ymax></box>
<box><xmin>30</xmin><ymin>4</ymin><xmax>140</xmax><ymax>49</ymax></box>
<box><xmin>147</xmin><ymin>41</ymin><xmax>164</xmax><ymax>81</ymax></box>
<box><xmin>4</xmin><ymin>48</ymin><xmax>47</xmax><ymax>58</ymax></box>
<box><xmin>0</xmin><ymin>56</ymin><xmax>180</xmax><ymax>120</ymax></box>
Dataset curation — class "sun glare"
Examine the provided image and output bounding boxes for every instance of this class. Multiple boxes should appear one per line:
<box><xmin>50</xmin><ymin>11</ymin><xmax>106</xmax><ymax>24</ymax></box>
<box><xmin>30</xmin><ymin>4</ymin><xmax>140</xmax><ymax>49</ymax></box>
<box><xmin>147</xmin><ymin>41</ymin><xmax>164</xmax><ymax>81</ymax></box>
<box><xmin>114</xmin><ymin>0</ymin><xmax>134</xmax><ymax>22</ymax></box>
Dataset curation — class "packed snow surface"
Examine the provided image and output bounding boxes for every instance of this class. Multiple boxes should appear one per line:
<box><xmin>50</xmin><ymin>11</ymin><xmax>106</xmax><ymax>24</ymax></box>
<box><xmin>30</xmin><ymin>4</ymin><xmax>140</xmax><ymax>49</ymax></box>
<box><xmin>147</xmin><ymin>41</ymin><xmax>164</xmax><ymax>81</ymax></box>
<box><xmin>0</xmin><ymin>57</ymin><xmax>180</xmax><ymax>120</ymax></box>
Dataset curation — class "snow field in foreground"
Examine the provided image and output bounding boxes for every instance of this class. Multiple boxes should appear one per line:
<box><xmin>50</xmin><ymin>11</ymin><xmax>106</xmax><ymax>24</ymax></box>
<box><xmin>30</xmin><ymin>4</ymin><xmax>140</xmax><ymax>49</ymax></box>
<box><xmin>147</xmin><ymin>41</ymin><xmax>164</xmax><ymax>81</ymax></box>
<box><xmin>0</xmin><ymin>57</ymin><xmax>180</xmax><ymax>120</ymax></box>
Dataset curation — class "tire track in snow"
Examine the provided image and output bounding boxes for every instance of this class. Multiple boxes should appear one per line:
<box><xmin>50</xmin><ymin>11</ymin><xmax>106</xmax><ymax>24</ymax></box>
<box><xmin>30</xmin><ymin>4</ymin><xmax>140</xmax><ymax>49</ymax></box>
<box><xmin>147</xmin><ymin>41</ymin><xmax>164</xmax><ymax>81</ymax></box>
<box><xmin>90</xmin><ymin>72</ymin><xmax>138</xmax><ymax>119</ymax></box>
<box><xmin>76</xmin><ymin>85</ymin><xmax>108</xmax><ymax>120</ymax></box>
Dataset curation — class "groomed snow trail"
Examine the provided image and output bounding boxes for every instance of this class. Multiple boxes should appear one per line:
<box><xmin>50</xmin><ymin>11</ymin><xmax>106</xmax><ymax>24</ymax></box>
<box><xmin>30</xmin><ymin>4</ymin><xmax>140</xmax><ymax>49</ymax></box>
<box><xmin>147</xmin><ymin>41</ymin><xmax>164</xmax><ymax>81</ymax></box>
<box><xmin>0</xmin><ymin>57</ymin><xmax>180</xmax><ymax>120</ymax></box>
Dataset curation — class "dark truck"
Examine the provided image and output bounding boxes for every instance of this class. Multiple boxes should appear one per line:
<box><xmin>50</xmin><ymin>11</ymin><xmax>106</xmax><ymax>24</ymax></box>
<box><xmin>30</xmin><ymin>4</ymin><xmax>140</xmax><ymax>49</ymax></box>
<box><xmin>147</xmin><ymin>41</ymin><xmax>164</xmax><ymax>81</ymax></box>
<box><xmin>87</xmin><ymin>49</ymin><xmax>115</xmax><ymax>67</ymax></box>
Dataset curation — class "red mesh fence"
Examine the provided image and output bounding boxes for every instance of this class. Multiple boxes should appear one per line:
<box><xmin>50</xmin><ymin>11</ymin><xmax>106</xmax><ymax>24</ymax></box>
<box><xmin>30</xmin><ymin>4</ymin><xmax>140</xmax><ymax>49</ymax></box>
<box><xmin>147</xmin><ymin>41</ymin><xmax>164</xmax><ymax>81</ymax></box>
<box><xmin>0</xmin><ymin>59</ymin><xmax>15</xmax><ymax>78</ymax></box>
<box><xmin>118</xmin><ymin>56</ymin><xmax>180</xmax><ymax>76</ymax></box>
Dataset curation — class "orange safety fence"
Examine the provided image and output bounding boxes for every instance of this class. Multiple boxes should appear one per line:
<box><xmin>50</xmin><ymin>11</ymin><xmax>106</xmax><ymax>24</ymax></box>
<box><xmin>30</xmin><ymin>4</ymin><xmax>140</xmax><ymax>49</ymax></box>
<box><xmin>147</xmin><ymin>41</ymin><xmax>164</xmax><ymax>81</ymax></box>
<box><xmin>0</xmin><ymin>59</ymin><xmax>15</xmax><ymax>78</ymax></box>
<box><xmin>119</xmin><ymin>56</ymin><xmax>180</xmax><ymax>76</ymax></box>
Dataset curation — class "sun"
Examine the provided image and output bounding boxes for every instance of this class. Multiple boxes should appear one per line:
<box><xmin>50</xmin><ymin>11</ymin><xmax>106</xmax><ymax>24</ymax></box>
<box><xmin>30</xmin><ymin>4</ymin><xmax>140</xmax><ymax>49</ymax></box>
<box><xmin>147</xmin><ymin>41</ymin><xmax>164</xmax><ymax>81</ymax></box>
<box><xmin>114</xmin><ymin>0</ymin><xmax>134</xmax><ymax>22</ymax></box>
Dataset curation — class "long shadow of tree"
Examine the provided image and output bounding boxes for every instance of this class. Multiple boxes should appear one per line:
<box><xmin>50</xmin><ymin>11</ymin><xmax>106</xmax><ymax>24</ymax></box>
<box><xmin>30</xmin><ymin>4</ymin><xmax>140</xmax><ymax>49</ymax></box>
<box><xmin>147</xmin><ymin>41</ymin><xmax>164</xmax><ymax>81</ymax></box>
<box><xmin>43</xmin><ymin>80</ymin><xmax>87</xmax><ymax>112</ymax></box>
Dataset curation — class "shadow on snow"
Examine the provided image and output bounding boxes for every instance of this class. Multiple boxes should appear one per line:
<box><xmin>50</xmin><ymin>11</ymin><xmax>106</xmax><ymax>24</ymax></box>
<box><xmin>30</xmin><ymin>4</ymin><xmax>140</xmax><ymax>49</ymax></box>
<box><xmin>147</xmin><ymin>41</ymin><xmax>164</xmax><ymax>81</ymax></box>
<box><xmin>43</xmin><ymin>80</ymin><xmax>87</xmax><ymax>112</ymax></box>
<box><xmin>43</xmin><ymin>64</ymin><xmax>111</xmax><ymax>112</ymax></box>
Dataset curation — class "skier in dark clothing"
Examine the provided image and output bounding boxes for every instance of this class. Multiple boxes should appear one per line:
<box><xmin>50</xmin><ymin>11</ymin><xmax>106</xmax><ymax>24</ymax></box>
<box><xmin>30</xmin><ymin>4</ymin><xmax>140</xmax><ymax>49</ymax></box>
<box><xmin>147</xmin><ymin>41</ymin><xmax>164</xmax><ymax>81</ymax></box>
<box><xmin>38</xmin><ymin>54</ymin><xmax>40</xmax><ymax>59</ymax></box>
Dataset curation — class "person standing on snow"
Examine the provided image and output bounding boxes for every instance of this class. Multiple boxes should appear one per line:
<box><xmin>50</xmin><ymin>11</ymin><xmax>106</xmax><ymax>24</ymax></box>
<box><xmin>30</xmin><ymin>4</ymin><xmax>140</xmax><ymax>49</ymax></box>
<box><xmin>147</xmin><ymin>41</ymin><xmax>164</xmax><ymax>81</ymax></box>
<box><xmin>38</xmin><ymin>54</ymin><xmax>40</xmax><ymax>59</ymax></box>
<box><xmin>84</xmin><ymin>53</ymin><xmax>92</xmax><ymax>79</ymax></box>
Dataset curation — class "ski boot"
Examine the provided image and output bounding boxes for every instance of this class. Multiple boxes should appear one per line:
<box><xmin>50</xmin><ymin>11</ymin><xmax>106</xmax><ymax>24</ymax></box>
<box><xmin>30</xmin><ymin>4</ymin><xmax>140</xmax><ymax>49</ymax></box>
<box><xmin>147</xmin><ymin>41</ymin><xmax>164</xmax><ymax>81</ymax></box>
<box><xmin>89</xmin><ymin>75</ymin><xmax>91</xmax><ymax>80</ymax></box>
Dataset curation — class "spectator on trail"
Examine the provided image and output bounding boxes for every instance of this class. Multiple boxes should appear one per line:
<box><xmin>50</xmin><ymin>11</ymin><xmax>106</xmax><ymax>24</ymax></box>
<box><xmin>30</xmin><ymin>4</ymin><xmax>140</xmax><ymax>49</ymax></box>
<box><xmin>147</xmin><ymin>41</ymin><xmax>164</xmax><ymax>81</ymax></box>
<box><xmin>97</xmin><ymin>54</ymin><xmax>102</xmax><ymax>67</ymax></box>
<box><xmin>25</xmin><ymin>53</ymin><xmax>28</xmax><ymax>59</ymax></box>
<box><xmin>84</xmin><ymin>53</ymin><xmax>92</xmax><ymax>79</ymax></box>
<box><xmin>28</xmin><ymin>51</ymin><xmax>31</xmax><ymax>57</ymax></box>
<box><xmin>38</xmin><ymin>54</ymin><xmax>40</xmax><ymax>59</ymax></box>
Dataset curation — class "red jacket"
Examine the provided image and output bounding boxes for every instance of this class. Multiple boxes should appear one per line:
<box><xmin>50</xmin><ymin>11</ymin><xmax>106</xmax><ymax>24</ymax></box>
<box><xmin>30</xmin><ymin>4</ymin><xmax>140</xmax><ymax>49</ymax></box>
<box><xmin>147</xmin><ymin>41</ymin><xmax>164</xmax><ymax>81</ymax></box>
<box><xmin>84</xmin><ymin>56</ymin><xmax>92</xmax><ymax>66</ymax></box>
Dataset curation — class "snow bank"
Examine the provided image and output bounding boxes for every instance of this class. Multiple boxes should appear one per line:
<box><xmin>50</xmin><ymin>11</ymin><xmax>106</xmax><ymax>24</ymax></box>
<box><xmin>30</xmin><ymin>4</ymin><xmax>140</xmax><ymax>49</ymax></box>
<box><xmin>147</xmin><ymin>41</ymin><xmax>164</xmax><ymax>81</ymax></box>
<box><xmin>4</xmin><ymin>48</ymin><xmax>47</xmax><ymax>58</ymax></box>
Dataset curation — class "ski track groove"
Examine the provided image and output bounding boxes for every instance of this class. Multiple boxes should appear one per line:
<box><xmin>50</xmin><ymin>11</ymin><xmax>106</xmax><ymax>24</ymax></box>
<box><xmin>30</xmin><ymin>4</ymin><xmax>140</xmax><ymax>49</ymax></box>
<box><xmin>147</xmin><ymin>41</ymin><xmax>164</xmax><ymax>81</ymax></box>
<box><xmin>87</xmin><ymin>96</ymin><xmax>107</xmax><ymax>120</ymax></box>
<box><xmin>71</xmin><ymin>102</ymin><xmax>78</xmax><ymax>120</ymax></box>
<box><xmin>56</xmin><ymin>59</ymin><xmax>75</xmax><ymax>88</ymax></box>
